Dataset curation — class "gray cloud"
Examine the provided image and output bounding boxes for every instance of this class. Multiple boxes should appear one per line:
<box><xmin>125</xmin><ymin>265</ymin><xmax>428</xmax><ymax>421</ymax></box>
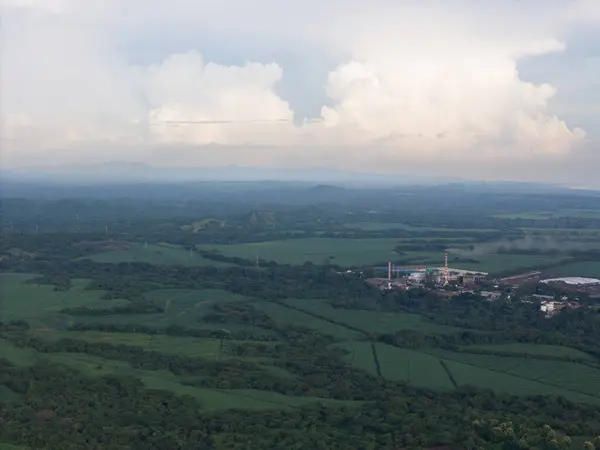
<box><xmin>1</xmin><ymin>0</ymin><xmax>599</xmax><ymax>187</ymax></box>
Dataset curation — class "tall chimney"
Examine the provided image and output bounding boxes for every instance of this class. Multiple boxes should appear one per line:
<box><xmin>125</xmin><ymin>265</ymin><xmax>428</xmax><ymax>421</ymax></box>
<box><xmin>388</xmin><ymin>261</ymin><xmax>392</xmax><ymax>282</ymax></box>
<box><xmin>444</xmin><ymin>252</ymin><xmax>449</xmax><ymax>285</ymax></box>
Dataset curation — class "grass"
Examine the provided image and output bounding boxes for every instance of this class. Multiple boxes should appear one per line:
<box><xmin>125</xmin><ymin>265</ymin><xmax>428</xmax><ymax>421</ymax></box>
<box><xmin>281</xmin><ymin>298</ymin><xmax>464</xmax><ymax>335</ymax></box>
<box><xmin>495</xmin><ymin>210</ymin><xmax>600</xmax><ymax>220</ymax></box>
<box><xmin>374</xmin><ymin>343</ymin><xmax>455</xmax><ymax>390</ymax></box>
<box><xmin>140</xmin><ymin>372</ymin><xmax>360</xmax><ymax>411</ymax></box>
<box><xmin>428</xmin><ymin>349</ymin><xmax>600</xmax><ymax>404</ymax></box>
<box><xmin>63</xmin><ymin>288</ymin><xmax>261</xmax><ymax>332</ymax></box>
<box><xmin>254</xmin><ymin>302</ymin><xmax>363</xmax><ymax>340</ymax></box>
<box><xmin>546</xmin><ymin>262</ymin><xmax>600</xmax><ymax>279</ymax></box>
<box><xmin>0</xmin><ymin>385</ymin><xmax>21</xmax><ymax>404</ymax></box>
<box><xmin>0</xmin><ymin>273</ymin><xmax>128</xmax><ymax>326</ymax></box>
<box><xmin>442</xmin><ymin>359</ymin><xmax>600</xmax><ymax>404</ymax></box>
<box><xmin>428</xmin><ymin>349</ymin><xmax>530</xmax><ymax>371</ymax></box>
<box><xmin>145</xmin><ymin>288</ymin><xmax>249</xmax><ymax>319</ymax></box>
<box><xmin>506</xmin><ymin>360</ymin><xmax>600</xmax><ymax>397</ymax></box>
<box><xmin>0</xmin><ymin>444</ymin><xmax>31</xmax><ymax>450</ymax></box>
<box><xmin>82</xmin><ymin>243</ymin><xmax>233</xmax><ymax>267</ymax></box>
<box><xmin>201</xmin><ymin>238</ymin><xmax>402</xmax><ymax>266</ymax></box>
<box><xmin>35</xmin><ymin>330</ymin><xmax>275</xmax><ymax>362</ymax></box>
<box><xmin>335</xmin><ymin>341</ymin><xmax>378</xmax><ymax>377</ymax></box>
<box><xmin>344</xmin><ymin>223</ymin><xmax>498</xmax><ymax>232</ymax></box>
<box><xmin>44</xmin><ymin>353</ymin><xmax>135</xmax><ymax>377</ymax></box>
<box><xmin>465</xmin><ymin>343</ymin><xmax>597</xmax><ymax>361</ymax></box>
<box><xmin>0</xmin><ymin>338</ymin><xmax>38</xmax><ymax>367</ymax></box>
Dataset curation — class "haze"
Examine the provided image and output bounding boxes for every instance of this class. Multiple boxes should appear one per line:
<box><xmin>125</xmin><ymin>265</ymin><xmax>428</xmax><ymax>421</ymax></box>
<box><xmin>1</xmin><ymin>0</ymin><xmax>599</xmax><ymax>187</ymax></box>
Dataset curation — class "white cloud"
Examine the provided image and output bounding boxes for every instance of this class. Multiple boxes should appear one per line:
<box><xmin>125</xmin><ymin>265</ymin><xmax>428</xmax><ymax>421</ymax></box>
<box><xmin>0</xmin><ymin>0</ymin><xmax>596</xmax><ymax>181</ymax></box>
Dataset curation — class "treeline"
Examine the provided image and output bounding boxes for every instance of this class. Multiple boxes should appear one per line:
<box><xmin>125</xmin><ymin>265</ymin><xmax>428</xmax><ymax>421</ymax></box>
<box><xmin>60</xmin><ymin>300</ymin><xmax>164</xmax><ymax>316</ymax></box>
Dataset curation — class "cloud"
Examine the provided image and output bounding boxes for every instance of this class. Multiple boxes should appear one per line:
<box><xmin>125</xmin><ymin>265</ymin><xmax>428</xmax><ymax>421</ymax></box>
<box><xmin>0</xmin><ymin>0</ymin><xmax>597</xmax><ymax>184</ymax></box>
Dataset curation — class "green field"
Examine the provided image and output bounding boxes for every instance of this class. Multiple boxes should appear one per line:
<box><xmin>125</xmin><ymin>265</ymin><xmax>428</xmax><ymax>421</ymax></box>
<box><xmin>254</xmin><ymin>302</ymin><xmax>362</xmax><ymax>340</ymax></box>
<box><xmin>0</xmin><ymin>338</ymin><xmax>37</xmax><ymax>367</ymax></box>
<box><xmin>63</xmin><ymin>288</ymin><xmax>256</xmax><ymax>331</ymax></box>
<box><xmin>442</xmin><ymin>359</ymin><xmax>600</xmax><ymax>404</ymax></box>
<box><xmin>344</xmin><ymin>222</ymin><xmax>498</xmax><ymax>233</ymax></box>
<box><xmin>374</xmin><ymin>343</ymin><xmax>455</xmax><ymax>390</ymax></box>
<box><xmin>34</xmin><ymin>351</ymin><xmax>355</xmax><ymax>411</ymax></box>
<box><xmin>546</xmin><ymin>261</ymin><xmax>600</xmax><ymax>278</ymax></box>
<box><xmin>35</xmin><ymin>330</ymin><xmax>275</xmax><ymax>362</ymax></box>
<box><xmin>82</xmin><ymin>243</ymin><xmax>233</xmax><ymax>266</ymax></box>
<box><xmin>450</xmin><ymin>254</ymin><xmax>567</xmax><ymax>273</ymax></box>
<box><xmin>335</xmin><ymin>342</ymin><xmax>378</xmax><ymax>377</ymax></box>
<box><xmin>281</xmin><ymin>298</ymin><xmax>464</xmax><ymax>335</ymax></box>
<box><xmin>0</xmin><ymin>273</ymin><xmax>128</xmax><ymax>326</ymax></box>
<box><xmin>465</xmin><ymin>343</ymin><xmax>597</xmax><ymax>361</ymax></box>
<box><xmin>141</xmin><ymin>374</ymin><xmax>360</xmax><ymax>411</ymax></box>
<box><xmin>0</xmin><ymin>385</ymin><xmax>21</xmax><ymax>404</ymax></box>
<box><xmin>495</xmin><ymin>210</ymin><xmax>600</xmax><ymax>220</ymax></box>
<box><xmin>201</xmin><ymin>238</ymin><xmax>401</xmax><ymax>266</ymax></box>
<box><xmin>425</xmin><ymin>349</ymin><xmax>600</xmax><ymax>403</ymax></box>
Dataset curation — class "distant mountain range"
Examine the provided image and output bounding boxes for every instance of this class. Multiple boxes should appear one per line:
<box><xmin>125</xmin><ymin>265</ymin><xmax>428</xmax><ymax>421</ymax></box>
<box><xmin>0</xmin><ymin>162</ymin><xmax>573</xmax><ymax>192</ymax></box>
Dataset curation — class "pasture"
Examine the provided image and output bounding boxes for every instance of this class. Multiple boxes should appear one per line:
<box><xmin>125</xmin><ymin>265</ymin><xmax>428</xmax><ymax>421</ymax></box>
<box><xmin>82</xmin><ymin>243</ymin><xmax>233</xmax><ymax>267</ymax></box>
<box><xmin>344</xmin><ymin>222</ymin><xmax>498</xmax><ymax>233</ymax></box>
<box><xmin>200</xmin><ymin>238</ymin><xmax>401</xmax><ymax>266</ymax></box>
<box><xmin>465</xmin><ymin>343</ymin><xmax>596</xmax><ymax>361</ymax></box>
<box><xmin>0</xmin><ymin>273</ymin><xmax>128</xmax><ymax>326</ymax></box>
<box><xmin>141</xmin><ymin>374</ymin><xmax>360</xmax><ymax>411</ymax></box>
<box><xmin>546</xmin><ymin>261</ymin><xmax>600</xmax><ymax>278</ymax></box>
<box><xmin>441</xmin><ymin>359</ymin><xmax>600</xmax><ymax>404</ymax></box>
<box><xmin>63</xmin><ymin>288</ymin><xmax>257</xmax><ymax>332</ymax></box>
<box><xmin>0</xmin><ymin>338</ymin><xmax>37</xmax><ymax>367</ymax></box>
<box><xmin>494</xmin><ymin>210</ymin><xmax>600</xmax><ymax>220</ymax></box>
<box><xmin>426</xmin><ymin>349</ymin><xmax>600</xmax><ymax>404</ymax></box>
<box><xmin>281</xmin><ymin>298</ymin><xmax>464</xmax><ymax>335</ymax></box>
<box><xmin>35</xmin><ymin>330</ymin><xmax>276</xmax><ymax>363</ymax></box>
<box><xmin>335</xmin><ymin>341</ymin><xmax>378</xmax><ymax>377</ymax></box>
<box><xmin>374</xmin><ymin>343</ymin><xmax>455</xmax><ymax>390</ymax></box>
<box><xmin>254</xmin><ymin>302</ymin><xmax>362</xmax><ymax>340</ymax></box>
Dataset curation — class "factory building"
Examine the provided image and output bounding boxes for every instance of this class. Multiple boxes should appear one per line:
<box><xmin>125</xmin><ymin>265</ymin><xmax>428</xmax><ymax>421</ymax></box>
<box><xmin>373</xmin><ymin>252</ymin><xmax>489</xmax><ymax>289</ymax></box>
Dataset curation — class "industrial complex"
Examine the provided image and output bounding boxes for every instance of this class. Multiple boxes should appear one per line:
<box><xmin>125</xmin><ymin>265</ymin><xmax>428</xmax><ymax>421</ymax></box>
<box><xmin>361</xmin><ymin>251</ymin><xmax>600</xmax><ymax>319</ymax></box>
<box><xmin>367</xmin><ymin>251</ymin><xmax>488</xmax><ymax>291</ymax></box>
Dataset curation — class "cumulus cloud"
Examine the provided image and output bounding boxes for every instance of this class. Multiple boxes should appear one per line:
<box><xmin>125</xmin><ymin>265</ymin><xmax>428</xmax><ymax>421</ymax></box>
<box><xmin>0</xmin><ymin>0</ymin><xmax>597</xmax><ymax>180</ymax></box>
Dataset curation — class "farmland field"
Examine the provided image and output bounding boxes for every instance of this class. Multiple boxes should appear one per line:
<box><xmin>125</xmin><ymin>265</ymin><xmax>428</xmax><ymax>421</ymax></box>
<box><xmin>254</xmin><ymin>302</ymin><xmax>362</xmax><ymax>340</ymax></box>
<box><xmin>68</xmin><ymin>288</ymin><xmax>256</xmax><ymax>331</ymax></box>
<box><xmin>200</xmin><ymin>238</ymin><xmax>401</xmax><ymax>266</ymax></box>
<box><xmin>281</xmin><ymin>298</ymin><xmax>465</xmax><ymax>335</ymax></box>
<box><xmin>546</xmin><ymin>261</ymin><xmax>600</xmax><ymax>278</ymax></box>
<box><xmin>334</xmin><ymin>341</ymin><xmax>378</xmax><ymax>377</ymax></box>
<box><xmin>0</xmin><ymin>273</ymin><xmax>128</xmax><ymax>326</ymax></box>
<box><xmin>441</xmin><ymin>360</ymin><xmax>600</xmax><ymax>404</ymax></box>
<box><xmin>0</xmin><ymin>338</ymin><xmax>37</xmax><ymax>367</ymax></box>
<box><xmin>494</xmin><ymin>210</ymin><xmax>600</xmax><ymax>220</ymax></box>
<box><xmin>374</xmin><ymin>343</ymin><xmax>455</xmax><ymax>390</ymax></box>
<box><xmin>465</xmin><ymin>343</ymin><xmax>597</xmax><ymax>361</ymax></box>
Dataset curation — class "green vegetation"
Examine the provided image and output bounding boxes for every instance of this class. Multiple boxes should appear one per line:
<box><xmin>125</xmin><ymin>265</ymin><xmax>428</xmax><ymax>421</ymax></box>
<box><xmin>374</xmin><ymin>343</ymin><xmax>455</xmax><ymax>390</ymax></box>
<box><xmin>254</xmin><ymin>302</ymin><xmax>362</xmax><ymax>340</ymax></box>
<box><xmin>201</xmin><ymin>238</ymin><xmax>401</xmax><ymax>265</ymax></box>
<box><xmin>281</xmin><ymin>298</ymin><xmax>464</xmax><ymax>335</ymax></box>
<box><xmin>83</xmin><ymin>243</ymin><xmax>233</xmax><ymax>266</ymax></box>
<box><xmin>2</xmin><ymin>185</ymin><xmax>600</xmax><ymax>449</ymax></box>
<box><xmin>466</xmin><ymin>343</ymin><xmax>596</xmax><ymax>360</ymax></box>
<box><xmin>495</xmin><ymin>210</ymin><xmax>600</xmax><ymax>220</ymax></box>
<box><xmin>0</xmin><ymin>338</ymin><xmax>37</xmax><ymax>367</ymax></box>
<box><xmin>0</xmin><ymin>273</ymin><xmax>128</xmax><ymax>326</ymax></box>
<box><xmin>549</xmin><ymin>261</ymin><xmax>600</xmax><ymax>278</ymax></box>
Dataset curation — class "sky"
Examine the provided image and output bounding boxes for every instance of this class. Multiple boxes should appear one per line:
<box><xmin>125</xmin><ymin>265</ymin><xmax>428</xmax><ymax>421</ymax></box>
<box><xmin>1</xmin><ymin>0</ymin><xmax>599</xmax><ymax>186</ymax></box>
